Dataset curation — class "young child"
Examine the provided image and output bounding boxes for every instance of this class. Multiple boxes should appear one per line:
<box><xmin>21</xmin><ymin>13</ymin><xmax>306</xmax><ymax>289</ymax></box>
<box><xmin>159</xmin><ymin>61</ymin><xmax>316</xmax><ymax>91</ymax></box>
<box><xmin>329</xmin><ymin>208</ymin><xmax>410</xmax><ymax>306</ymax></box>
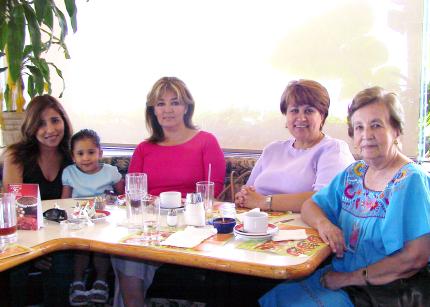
<box><xmin>62</xmin><ymin>129</ymin><xmax>124</xmax><ymax>306</ymax></box>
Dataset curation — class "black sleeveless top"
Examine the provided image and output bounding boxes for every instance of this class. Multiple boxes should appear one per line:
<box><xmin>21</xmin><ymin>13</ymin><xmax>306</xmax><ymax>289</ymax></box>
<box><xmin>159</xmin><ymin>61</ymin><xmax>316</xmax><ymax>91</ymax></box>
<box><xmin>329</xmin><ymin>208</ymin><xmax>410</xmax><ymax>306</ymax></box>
<box><xmin>23</xmin><ymin>158</ymin><xmax>73</xmax><ymax>200</ymax></box>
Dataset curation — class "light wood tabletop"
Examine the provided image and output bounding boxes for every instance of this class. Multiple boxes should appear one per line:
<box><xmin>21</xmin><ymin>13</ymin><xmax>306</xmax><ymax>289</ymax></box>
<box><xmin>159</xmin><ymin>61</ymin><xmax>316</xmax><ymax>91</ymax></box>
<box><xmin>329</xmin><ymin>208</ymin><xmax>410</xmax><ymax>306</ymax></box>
<box><xmin>0</xmin><ymin>198</ymin><xmax>331</xmax><ymax>279</ymax></box>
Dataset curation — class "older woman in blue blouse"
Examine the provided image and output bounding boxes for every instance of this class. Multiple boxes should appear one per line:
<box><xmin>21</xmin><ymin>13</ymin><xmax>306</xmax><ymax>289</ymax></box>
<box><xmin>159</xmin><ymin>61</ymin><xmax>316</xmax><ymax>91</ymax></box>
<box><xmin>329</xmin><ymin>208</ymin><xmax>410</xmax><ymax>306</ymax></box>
<box><xmin>260</xmin><ymin>86</ymin><xmax>430</xmax><ymax>306</ymax></box>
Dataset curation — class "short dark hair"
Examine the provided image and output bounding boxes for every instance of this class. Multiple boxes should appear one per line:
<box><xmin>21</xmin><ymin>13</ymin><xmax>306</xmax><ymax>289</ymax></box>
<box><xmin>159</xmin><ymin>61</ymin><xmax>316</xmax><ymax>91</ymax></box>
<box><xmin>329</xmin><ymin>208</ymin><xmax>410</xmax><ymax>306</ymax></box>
<box><xmin>145</xmin><ymin>77</ymin><xmax>196</xmax><ymax>143</ymax></box>
<box><xmin>280</xmin><ymin>79</ymin><xmax>330</xmax><ymax>129</ymax></box>
<box><xmin>71</xmin><ymin>129</ymin><xmax>101</xmax><ymax>151</ymax></box>
<box><xmin>8</xmin><ymin>95</ymin><xmax>73</xmax><ymax>168</ymax></box>
<box><xmin>347</xmin><ymin>86</ymin><xmax>404</xmax><ymax>137</ymax></box>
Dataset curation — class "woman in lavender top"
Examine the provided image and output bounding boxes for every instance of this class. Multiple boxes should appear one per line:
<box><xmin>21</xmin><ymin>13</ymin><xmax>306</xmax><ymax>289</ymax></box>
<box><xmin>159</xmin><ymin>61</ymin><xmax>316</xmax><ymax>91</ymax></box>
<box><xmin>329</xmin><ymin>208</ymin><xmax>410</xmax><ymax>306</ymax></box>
<box><xmin>235</xmin><ymin>80</ymin><xmax>355</xmax><ymax>212</ymax></box>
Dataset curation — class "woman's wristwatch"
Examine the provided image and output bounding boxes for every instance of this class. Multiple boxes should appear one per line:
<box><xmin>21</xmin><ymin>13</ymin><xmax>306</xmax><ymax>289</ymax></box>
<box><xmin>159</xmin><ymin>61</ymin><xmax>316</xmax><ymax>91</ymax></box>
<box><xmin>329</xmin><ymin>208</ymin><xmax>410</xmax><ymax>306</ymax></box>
<box><xmin>265</xmin><ymin>195</ymin><xmax>272</xmax><ymax>211</ymax></box>
<box><xmin>362</xmin><ymin>267</ymin><xmax>371</xmax><ymax>285</ymax></box>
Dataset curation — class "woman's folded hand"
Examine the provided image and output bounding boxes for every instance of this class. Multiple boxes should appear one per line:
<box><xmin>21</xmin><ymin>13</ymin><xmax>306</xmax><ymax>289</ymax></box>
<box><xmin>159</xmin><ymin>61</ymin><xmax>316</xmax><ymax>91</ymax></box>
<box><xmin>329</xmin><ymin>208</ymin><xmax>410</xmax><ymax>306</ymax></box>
<box><xmin>317</xmin><ymin>220</ymin><xmax>346</xmax><ymax>258</ymax></box>
<box><xmin>235</xmin><ymin>186</ymin><xmax>264</xmax><ymax>209</ymax></box>
<box><xmin>320</xmin><ymin>270</ymin><xmax>354</xmax><ymax>290</ymax></box>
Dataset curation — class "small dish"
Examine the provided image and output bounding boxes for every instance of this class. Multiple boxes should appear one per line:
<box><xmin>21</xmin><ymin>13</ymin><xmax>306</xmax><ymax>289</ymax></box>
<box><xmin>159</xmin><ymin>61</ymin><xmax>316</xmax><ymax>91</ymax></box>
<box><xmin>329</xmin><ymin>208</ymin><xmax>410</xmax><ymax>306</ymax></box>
<box><xmin>71</xmin><ymin>209</ymin><xmax>110</xmax><ymax>222</ymax></box>
<box><xmin>160</xmin><ymin>205</ymin><xmax>185</xmax><ymax>214</ymax></box>
<box><xmin>92</xmin><ymin>210</ymin><xmax>110</xmax><ymax>221</ymax></box>
<box><xmin>212</xmin><ymin>217</ymin><xmax>236</xmax><ymax>234</ymax></box>
<box><xmin>233</xmin><ymin>231</ymin><xmax>272</xmax><ymax>240</ymax></box>
<box><xmin>234</xmin><ymin>223</ymin><xmax>278</xmax><ymax>236</ymax></box>
<box><xmin>160</xmin><ymin>203</ymin><xmax>183</xmax><ymax>209</ymax></box>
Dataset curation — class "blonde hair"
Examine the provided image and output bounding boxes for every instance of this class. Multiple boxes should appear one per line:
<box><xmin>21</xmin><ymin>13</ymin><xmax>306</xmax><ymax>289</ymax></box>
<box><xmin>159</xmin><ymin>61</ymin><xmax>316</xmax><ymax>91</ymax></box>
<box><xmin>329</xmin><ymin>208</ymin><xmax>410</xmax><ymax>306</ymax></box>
<box><xmin>145</xmin><ymin>77</ymin><xmax>196</xmax><ymax>143</ymax></box>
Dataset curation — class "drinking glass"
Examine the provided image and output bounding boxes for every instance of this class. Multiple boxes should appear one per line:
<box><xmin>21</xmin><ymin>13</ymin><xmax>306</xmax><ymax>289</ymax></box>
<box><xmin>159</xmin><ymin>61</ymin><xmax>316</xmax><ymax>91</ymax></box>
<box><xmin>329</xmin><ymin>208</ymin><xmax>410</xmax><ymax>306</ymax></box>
<box><xmin>0</xmin><ymin>193</ymin><xmax>17</xmax><ymax>246</ymax></box>
<box><xmin>126</xmin><ymin>173</ymin><xmax>147</xmax><ymax>194</ymax></box>
<box><xmin>142</xmin><ymin>195</ymin><xmax>160</xmax><ymax>245</ymax></box>
<box><xmin>196</xmin><ymin>181</ymin><xmax>214</xmax><ymax>224</ymax></box>
<box><xmin>125</xmin><ymin>173</ymin><xmax>147</xmax><ymax>229</ymax></box>
<box><xmin>125</xmin><ymin>191</ymin><xmax>145</xmax><ymax>229</ymax></box>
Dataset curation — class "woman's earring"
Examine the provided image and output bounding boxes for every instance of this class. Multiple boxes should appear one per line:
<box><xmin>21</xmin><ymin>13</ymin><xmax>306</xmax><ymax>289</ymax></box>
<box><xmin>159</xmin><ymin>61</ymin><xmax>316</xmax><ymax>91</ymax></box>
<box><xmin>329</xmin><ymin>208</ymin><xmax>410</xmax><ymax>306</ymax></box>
<box><xmin>394</xmin><ymin>139</ymin><xmax>398</xmax><ymax>145</ymax></box>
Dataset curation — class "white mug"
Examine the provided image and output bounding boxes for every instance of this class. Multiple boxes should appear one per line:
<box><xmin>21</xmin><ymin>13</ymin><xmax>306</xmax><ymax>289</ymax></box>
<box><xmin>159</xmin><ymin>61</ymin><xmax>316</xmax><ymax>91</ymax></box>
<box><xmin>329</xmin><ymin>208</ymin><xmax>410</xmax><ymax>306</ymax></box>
<box><xmin>243</xmin><ymin>211</ymin><xmax>268</xmax><ymax>233</ymax></box>
<box><xmin>160</xmin><ymin>191</ymin><xmax>181</xmax><ymax>208</ymax></box>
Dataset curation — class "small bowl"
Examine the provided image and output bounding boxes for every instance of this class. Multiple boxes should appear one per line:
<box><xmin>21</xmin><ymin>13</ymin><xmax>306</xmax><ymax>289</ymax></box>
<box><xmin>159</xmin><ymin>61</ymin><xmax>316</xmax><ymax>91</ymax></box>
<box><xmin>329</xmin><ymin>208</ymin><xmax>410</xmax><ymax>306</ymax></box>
<box><xmin>212</xmin><ymin>217</ymin><xmax>236</xmax><ymax>234</ymax></box>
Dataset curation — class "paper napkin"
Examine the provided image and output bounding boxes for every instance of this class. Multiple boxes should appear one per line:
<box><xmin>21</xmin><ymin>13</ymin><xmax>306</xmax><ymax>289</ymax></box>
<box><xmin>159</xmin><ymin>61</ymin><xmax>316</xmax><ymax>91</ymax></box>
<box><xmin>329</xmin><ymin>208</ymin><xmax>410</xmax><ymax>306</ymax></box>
<box><xmin>272</xmin><ymin>229</ymin><xmax>308</xmax><ymax>242</ymax></box>
<box><xmin>0</xmin><ymin>244</ymin><xmax>32</xmax><ymax>260</ymax></box>
<box><xmin>160</xmin><ymin>226</ymin><xmax>217</xmax><ymax>248</ymax></box>
<box><xmin>236</xmin><ymin>208</ymin><xmax>260</xmax><ymax>223</ymax></box>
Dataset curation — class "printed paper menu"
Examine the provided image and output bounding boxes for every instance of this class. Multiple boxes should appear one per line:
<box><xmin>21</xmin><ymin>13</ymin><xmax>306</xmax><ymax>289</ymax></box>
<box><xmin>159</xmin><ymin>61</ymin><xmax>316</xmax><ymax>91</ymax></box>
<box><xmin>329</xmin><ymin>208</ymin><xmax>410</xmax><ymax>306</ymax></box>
<box><xmin>8</xmin><ymin>184</ymin><xmax>43</xmax><ymax>230</ymax></box>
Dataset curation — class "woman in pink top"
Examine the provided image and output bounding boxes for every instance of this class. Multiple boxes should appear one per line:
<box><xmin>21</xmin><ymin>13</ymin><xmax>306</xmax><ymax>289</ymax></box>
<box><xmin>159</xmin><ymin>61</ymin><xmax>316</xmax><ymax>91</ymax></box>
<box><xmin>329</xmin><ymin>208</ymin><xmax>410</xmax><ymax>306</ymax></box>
<box><xmin>112</xmin><ymin>77</ymin><xmax>225</xmax><ymax>307</ymax></box>
<box><xmin>235</xmin><ymin>80</ymin><xmax>354</xmax><ymax>212</ymax></box>
<box><xmin>129</xmin><ymin>131</ymin><xmax>224</xmax><ymax>197</ymax></box>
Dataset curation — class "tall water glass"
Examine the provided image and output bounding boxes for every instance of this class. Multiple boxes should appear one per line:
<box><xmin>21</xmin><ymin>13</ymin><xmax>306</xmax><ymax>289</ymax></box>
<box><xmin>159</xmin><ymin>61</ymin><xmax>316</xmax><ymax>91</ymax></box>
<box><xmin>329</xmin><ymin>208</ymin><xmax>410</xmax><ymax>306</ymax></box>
<box><xmin>126</xmin><ymin>173</ymin><xmax>147</xmax><ymax>193</ymax></box>
<box><xmin>125</xmin><ymin>173</ymin><xmax>147</xmax><ymax>229</ymax></box>
<box><xmin>196</xmin><ymin>181</ymin><xmax>214</xmax><ymax>224</ymax></box>
<box><xmin>142</xmin><ymin>195</ymin><xmax>161</xmax><ymax>245</ymax></box>
<box><xmin>0</xmin><ymin>193</ymin><xmax>17</xmax><ymax>246</ymax></box>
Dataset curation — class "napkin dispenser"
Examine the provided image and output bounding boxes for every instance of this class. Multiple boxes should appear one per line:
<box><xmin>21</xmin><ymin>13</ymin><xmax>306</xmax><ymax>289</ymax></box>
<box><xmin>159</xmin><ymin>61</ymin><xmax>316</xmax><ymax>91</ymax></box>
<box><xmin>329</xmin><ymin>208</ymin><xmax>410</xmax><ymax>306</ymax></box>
<box><xmin>184</xmin><ymin>193</ymin><xmax>205</xmax><ymax>227</ymax></box>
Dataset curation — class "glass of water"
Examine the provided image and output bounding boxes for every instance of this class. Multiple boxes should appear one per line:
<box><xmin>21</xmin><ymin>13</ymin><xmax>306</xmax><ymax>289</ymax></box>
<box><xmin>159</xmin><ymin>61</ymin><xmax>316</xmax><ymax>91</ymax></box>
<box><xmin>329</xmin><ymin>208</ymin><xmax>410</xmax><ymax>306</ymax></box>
<box><xmin>142</xmin><ymin>195</ymin><xmax>161</xmax><ymax>245</ymax></box>
<box><xmin>125</xmin><ymin>173</ymin><xmax>147</xmax><ymax>229</ymax></box>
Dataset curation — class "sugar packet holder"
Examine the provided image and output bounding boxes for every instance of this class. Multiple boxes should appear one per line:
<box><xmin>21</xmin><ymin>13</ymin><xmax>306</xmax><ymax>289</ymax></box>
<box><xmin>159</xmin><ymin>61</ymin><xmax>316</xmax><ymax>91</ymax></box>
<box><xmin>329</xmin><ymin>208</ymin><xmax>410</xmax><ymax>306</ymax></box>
<box><xmin>184</xmin><ymin>202</ymin><xmax>206</xmax><ymax>227</ymax></box>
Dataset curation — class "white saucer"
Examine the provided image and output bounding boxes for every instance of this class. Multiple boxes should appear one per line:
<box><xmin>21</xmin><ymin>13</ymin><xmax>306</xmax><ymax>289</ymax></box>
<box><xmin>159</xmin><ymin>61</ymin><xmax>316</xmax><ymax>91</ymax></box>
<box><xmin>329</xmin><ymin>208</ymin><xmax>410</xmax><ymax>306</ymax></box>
<box><xmin>233</xmin><ymin>230</ymin><xmax>273</xmax><ymax>240</ymax></box>
<box><xmin>234</xmin><ymin>223</ymin><xmax>278</xmax><ymax>236</ymax></box>
<box><xmin>159</xmin><ymin>205</ymin><xmax>185</xmax><ymax>214</ymax></box>
<box><xmin>160</xmin><ymin>204</ymin><xmax>183</xmax><ymax>209</ymax></box>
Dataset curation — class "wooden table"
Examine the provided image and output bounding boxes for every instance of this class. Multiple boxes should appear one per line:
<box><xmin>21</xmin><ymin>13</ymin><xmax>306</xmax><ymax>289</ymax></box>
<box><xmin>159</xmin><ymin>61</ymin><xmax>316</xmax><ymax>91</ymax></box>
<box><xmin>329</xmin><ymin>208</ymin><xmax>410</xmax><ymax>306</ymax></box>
<box><xmin>0</xmin><ymin>199</ymin><xmax>331</xmax><ymax>279</ymax></box>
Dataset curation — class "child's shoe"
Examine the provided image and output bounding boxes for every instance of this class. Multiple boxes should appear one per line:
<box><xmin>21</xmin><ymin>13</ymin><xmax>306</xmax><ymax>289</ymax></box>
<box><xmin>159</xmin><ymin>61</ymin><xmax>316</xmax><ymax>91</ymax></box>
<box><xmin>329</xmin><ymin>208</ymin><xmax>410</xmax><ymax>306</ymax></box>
<box><xmin>69</xmin><ymin>281</ymin><xmax>88</xmax><ymax>306</ymax></box>
<box><xmin>88</xmin><ymin>280</ymin><xmax>109</xmax><ymax>303</ymax></box>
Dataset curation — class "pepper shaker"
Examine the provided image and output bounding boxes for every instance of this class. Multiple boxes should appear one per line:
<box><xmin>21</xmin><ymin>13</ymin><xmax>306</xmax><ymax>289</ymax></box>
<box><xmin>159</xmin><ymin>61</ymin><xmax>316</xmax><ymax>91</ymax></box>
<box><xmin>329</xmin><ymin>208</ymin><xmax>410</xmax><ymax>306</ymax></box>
<box><xmin>167</xmin><ymin>209</ymin><xmax>177</xmax><ymax>227</ymax></box>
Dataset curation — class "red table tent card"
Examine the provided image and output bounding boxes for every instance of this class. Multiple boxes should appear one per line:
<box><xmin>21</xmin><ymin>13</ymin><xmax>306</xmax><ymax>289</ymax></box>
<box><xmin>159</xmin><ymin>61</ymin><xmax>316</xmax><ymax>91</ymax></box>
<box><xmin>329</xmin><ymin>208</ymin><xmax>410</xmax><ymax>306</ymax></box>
<box><xmin>8</xmin><ymin>184</ymin><xmax>43</xmax><ymax>230</ymax></box>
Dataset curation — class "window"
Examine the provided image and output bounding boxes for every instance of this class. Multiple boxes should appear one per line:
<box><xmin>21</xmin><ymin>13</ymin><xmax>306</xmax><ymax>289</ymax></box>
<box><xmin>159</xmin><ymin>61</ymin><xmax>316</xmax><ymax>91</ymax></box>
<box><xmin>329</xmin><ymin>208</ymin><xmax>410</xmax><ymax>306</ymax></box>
<box><xmin>47</xmin><ymin>0</ymin><xmax>429</xmax><ymax>157</ymax></box>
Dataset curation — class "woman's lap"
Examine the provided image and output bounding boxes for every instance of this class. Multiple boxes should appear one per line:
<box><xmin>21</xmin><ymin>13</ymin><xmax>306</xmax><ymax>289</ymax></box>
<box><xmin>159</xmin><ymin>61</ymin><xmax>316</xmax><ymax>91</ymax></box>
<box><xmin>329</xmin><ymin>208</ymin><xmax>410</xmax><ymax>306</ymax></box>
<box><xmin>259</xmin><ymin>266</ymin><xmax>354</xmax><ymax>307</ymax></box>
<box><xmin>111</xmin><ymin>256</ymin><xmax>160</xmax><ymax>307</ymax></box>
<box><xmin>111</xmin><ymin>256</ymin><xmax>159</xmax><ymax>279</ymax></box>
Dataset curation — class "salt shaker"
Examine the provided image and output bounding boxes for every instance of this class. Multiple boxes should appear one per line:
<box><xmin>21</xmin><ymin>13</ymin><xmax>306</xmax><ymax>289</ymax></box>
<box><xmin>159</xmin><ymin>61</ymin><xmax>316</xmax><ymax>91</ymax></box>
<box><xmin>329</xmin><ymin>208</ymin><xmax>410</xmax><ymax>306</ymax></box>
<box><xmin>166</xmin><ymin>209</ymin><xmax>177</xmax><ymax>227</ymax></box>
<box><xmin>94</xmin><ymin>196</ymin><xmax>105</xmax><ymax>210</ymax></box>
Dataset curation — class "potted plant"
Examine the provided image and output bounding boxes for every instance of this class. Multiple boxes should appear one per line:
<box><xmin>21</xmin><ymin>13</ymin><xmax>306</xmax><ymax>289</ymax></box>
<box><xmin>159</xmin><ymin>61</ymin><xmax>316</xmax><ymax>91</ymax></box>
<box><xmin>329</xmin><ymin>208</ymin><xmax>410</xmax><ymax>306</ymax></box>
<box><xmin>0</xmin><ymin>0</ymin><xmax>79</xmax><ymax>145</ymax></box>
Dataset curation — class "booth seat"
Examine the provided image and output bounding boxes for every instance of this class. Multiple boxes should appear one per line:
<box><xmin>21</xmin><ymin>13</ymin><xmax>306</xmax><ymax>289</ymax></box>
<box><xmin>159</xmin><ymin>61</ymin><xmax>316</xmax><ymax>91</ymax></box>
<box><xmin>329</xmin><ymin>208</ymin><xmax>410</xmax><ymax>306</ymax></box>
<box><xmin>0</xmin><ymin>153</ymin><xmax>259</xmax><ymax>202</ymax></box>
<box><xmin>101</xmin><ymin>153</ymin><xmax>259</xmax><ymax>202</ymax></box>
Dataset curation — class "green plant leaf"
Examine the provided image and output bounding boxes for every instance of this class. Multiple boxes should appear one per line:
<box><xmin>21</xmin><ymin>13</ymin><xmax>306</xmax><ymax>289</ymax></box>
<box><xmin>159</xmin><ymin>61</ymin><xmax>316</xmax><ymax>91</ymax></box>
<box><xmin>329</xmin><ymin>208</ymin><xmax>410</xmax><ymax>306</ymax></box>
<box><xmin>43</xmin><ymin>0</ymin><xmax>54</xmax><ymax>30</ymax></box>
<box><xmin>23</xmin><ymin>44</ymin><xmax>33</xmax><ymax>59</ymax></box>
<box><xmin>7</xmin><ymin>4</ymin><xmax>26</xmax><ymax>83</ymax></box>
<box><xmin>27</xmin><ymin>75</ymin><xmax>35</xmax><ymax>98</ymax></box>
<box><xmin>32</xmin><ymin>57</ymin><xmax>51</xmax><ymax>89</ymax></box>
<box><xmin>0</xmin><ymin>19</ymin><xmax>7</xmax><ymax>51</ymax></box>
<box><xmin>48</xmin><ymin>61</ymin><xmax>65</xmax><ymax>97</ymax></box>
<box><xmin>34</xmin><ymin>0</ymin><xmax>48</xmax><ymax>24</ymax></box>
<box><xmin>22</xmin><ymin>3</ymin><xmax>42</xmax><ymax>58</ymax></box>
<box><xmin>52</xmin><ymin>4</ymin><xmax>68</xmax><ymax>42</ymax></box>
<box><xmin>27</xmin><ymin>65</ymin><xmax>44</xmax><ymax>95</ymax></box>
<box><xmin>4</xmin><ymin>84</ymin><xmax>11</xmax><ymax>110</ymax></box>
<box><xmin>64</xmin><ymin>0</ymin><xmax>77</xmax><ymax>33</ymax></box>
<box><xmin>0</xmin><ymin>0</ymin><xmax>7</xmax><ymax>25</ymax></box>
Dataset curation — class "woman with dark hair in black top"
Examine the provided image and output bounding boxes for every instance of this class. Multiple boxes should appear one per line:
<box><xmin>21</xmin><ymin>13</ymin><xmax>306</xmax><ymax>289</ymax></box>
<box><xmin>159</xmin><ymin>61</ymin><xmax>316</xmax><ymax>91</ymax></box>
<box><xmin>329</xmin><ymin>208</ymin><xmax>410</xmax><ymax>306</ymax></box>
<box><xmin>2</xmin><ymin>95</ymin><xmax>74</xmax><ymax>306</ymax></box>
<box><xmin>3</xmin><ymin>94</ymin><xmax>73</xmax><ymax>198</ymax></box>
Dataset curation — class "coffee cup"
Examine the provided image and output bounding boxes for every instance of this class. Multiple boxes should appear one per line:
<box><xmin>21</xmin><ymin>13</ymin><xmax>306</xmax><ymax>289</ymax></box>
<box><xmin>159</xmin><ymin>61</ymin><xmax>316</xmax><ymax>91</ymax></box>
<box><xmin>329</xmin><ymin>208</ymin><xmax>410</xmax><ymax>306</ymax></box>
<box><xmin>243</xmin><ymin>211</ymin><xmax>268</xmax><ymax>233</ymax></box>
<box><xmin>160</xmin><ymin>191</ymin><xmax>181</xmax><ymax>209</ymax></box>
